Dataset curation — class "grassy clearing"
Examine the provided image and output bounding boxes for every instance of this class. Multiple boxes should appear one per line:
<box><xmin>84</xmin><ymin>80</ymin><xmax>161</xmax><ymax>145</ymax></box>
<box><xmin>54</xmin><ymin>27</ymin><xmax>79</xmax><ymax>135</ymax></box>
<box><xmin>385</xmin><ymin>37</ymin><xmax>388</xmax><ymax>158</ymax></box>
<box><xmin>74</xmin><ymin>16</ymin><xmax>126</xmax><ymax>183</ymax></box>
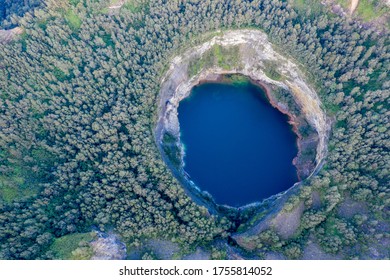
<box><xmin>49</xmin><ymin>232</ymin><xmax>95</xmax><ymax>260</ymax></box>
<box><xmin>355</xmin><ymin>0</ymin><xmax>389</xmax><ymax>21</ymax></box>
<box><xmin>0</xmin><ymin>178</ymin><xmax>19</xmax><ymax>203</ymax></box>
<box><xmin>263</xmin><ymin>60</ymin><xmax>284</xmax><ymax>81</ymax></box>
<box><xmin>188</xmin><ymin>44</ymin><xmax>241</xmax><ymax>77</ymax></box>
<box><xmin>0</xmin><ymin>165</ymin><xmax>38</xmax><ymax>203</ymax></box>
<box><xmin>122</xmin><ymin>0</ymin><xmax>149</xmax><ymax>13</ymax></box>
<box><xmin>0</xmin><ymin>177</ymin><xmax>35</xmax><ymax>203</ymax></box>
<box><xmin>188</xmin><ymin>54</ymin><xmax>209</xmax><ymax>77</ymax></box>
<box><xmin>65</xmin><ymin>9</ymin><xmax>82</xmax><ymax>31</ymax></box>
<box><xmin>213</xmin><ymin>45</ymin><xmax>241</xmax><ymax>70</ymax></box>
<box><xmin>0</xmin><ymin>146</ymin><xmax>57</xmax><ymax>204</ymax></box>
<box><xmin>292</xmin><ymin>0</ymin><xmax>326</xmax><ymax>17</ymax></box>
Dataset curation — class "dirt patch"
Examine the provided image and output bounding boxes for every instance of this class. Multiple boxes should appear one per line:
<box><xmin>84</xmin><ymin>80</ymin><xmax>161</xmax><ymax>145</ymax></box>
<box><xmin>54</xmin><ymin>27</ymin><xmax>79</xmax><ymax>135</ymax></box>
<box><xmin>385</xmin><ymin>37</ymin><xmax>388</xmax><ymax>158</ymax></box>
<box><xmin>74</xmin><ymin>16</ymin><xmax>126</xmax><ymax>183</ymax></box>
<box><xmin>271</xmin><ymin>201</ymin><xmax>305</xmax><ymax>239</ymax></box>
<box><xmin>337</xmin><ymin>197</ymin><xmax>367</xmax><ymax>219</ymax></box>
<box><xmin>265</xmin><ymin>252</ymin><xmax>286</xmax><ymax>260</ymax></box>
<box><xmin>303</xmin><ymin>239</ymin><xmax>341</xmax><ymax>260</ymax></box>
<box><xmin>311</xmin><ymin>191</ymin><xmax>322</xmax><ymax>209</ymax></box>
<box><xmin>146</xmin><ymin>239</ymin><xmax>180</xmax><ymax>259</ymax></box>
<box><xmin>183</xmin><ymin>248</ymin><xmax>210</xmax><ymax>260</ymax></box>
<box><xmin>350</xmin><ymin>0</ymin><xmax>359</xmax><ymax>14</ymax></box>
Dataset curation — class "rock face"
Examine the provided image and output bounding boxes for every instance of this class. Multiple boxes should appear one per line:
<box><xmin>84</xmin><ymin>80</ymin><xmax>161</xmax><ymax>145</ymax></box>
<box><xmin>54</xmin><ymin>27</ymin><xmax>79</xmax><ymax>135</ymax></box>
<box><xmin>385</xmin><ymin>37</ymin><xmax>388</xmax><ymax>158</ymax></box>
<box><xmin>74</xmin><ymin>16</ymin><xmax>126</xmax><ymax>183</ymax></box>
<box><xmin>155</xmin><ymin>29</ymin><xmax>331</xmax><ymax>246</ymax></box>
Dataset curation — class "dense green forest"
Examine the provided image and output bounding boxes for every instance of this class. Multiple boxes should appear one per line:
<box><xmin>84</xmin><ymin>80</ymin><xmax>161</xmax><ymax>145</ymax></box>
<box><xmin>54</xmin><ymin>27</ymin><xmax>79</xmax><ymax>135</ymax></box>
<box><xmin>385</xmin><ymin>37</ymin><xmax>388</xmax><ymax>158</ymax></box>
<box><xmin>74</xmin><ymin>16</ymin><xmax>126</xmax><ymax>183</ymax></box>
<box><xmin>0</xmin><ymin>0</ymin><xmax>388</xmax><ymax>259</ymax></box>
<box><xmin>0</xmin><ymin>0</ymin><xmax>43</xmax><ymax>28</ymax></box>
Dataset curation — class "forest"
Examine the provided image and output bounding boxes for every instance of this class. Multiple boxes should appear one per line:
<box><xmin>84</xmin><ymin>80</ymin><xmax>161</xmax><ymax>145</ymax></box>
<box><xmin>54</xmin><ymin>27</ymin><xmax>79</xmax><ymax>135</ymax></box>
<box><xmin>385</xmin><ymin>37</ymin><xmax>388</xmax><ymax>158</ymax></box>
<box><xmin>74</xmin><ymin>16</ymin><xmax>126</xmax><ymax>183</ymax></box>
<box><xmin>0</xmin><ymin>0</ymin><xmax>43</xmax><ymax>28</ymax></box>
<box><xmin>0</xmin><ymin>0</ymin><xmax>388</xmax><ymax>259</ymax></box>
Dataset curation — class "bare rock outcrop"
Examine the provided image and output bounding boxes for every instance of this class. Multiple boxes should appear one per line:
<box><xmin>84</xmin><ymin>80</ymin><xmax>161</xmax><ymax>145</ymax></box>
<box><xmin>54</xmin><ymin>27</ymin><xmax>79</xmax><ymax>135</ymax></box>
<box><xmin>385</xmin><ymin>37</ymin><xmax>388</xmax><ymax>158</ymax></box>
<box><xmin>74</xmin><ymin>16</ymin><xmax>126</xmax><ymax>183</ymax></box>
<box><xmin>90</xmin><ymin>231</ymin><xmax>127</xmax><ymax>260</ymax></box>
<box><xmin>0</xmin><ymin>27</ymin><xmax>23</xmax><ymax>44</ymax></box>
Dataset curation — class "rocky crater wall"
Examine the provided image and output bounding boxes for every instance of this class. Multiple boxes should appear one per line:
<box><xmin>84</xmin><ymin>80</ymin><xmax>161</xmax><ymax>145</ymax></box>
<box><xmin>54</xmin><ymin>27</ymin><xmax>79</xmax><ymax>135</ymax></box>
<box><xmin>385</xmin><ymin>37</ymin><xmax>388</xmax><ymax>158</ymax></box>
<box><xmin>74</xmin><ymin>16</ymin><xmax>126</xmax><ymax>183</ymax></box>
<box><xmin>156</xmin><ymin>29</ymin><xmax>330</xmax><ymax>184</ymax></box>
<box><xmin>155</xmin><ymin>29</ymin><xmax>332</xmax><ymax>252</ymax></box>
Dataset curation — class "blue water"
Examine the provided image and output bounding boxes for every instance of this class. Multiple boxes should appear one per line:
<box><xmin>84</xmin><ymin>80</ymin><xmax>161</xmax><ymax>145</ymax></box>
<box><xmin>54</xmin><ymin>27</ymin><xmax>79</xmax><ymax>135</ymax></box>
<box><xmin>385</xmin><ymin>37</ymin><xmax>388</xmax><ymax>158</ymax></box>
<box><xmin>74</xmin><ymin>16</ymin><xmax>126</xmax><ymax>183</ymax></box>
<box><xmin>178</xmin><ymin>81</ymin><xmax>298</xmax><ymax>207</ymax></box>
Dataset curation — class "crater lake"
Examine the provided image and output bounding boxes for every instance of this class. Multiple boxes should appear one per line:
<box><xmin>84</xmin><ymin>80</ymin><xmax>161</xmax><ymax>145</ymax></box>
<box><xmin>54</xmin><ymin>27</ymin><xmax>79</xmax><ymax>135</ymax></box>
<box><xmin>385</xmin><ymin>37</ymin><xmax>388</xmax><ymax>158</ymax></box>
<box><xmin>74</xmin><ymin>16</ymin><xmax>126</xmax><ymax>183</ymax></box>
<box><xmin>178</xmin><ymin>79</ymin><xmax>298</xmax><ymax>206</ymax></box>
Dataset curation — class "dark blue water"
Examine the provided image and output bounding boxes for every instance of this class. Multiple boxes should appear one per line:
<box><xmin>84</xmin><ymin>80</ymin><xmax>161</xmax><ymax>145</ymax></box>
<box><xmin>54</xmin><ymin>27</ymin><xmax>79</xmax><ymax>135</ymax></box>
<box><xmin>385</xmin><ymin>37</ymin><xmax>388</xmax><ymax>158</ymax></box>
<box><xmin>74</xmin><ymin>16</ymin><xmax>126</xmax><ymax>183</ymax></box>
<box><xmin>178</xmin><ymin>81</ymin><xmax>298</xmax><ymax>207</ymax></box>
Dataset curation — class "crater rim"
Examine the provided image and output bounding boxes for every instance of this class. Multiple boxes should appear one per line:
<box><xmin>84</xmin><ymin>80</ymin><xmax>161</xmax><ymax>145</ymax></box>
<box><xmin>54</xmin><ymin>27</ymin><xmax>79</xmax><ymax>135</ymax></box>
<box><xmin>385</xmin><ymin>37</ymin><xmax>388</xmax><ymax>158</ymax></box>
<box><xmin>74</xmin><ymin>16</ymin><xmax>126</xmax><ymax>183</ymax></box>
<box><xmin>155</xmin><ymin>29</ymin><xmax>331</xmax><ymax>212</ymax></box>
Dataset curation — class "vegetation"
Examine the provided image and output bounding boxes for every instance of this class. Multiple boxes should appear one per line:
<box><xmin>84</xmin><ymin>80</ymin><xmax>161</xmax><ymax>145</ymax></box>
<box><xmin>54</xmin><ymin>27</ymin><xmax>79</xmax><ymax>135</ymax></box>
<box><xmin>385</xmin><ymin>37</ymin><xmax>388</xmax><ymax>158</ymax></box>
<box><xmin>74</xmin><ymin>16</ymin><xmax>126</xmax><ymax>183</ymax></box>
<box><xmin>48</xmin><ymin>232</ymin><xmax>95</xmax><ymax>259</ymax></box>
<box><xmin>188</xmin><ymin>45</ymin><xmax>241</xmax><ymax>76</ymax></box>
<box><xmin>122</xmin><ymin>0</ymin><xmax>148</xmax><ymax>13</ymax></box>
<box><xmin>0</xmin><ymin>0</ymin><xmax>388</xmax><ymax>259</ymax></box>
<box><xmin>0</xmin><ymin>0</ymin><xmax>43</xmax><ymax>28</ymax></box>
<box><xmin>292</xmin><ymin>0</ymin><xmax>326</xmax><ymax>18</ymax></box>
<box><xmin>337</xmin><ymin>0</ymin><xmax>389</xmax><ymax>21</ymax></box>
<box><xmin>64</xmin><ymin>9</ymin><xmax>82</xmax><ymax>31</ymax></box>
<box><xmin>355</xmin><ymin>0</ymin><xmax>389</xmax><ymax>21</ymax></box>
<box><xmin>226</xmin><ymin>74</ymin><xmax>251</xmax><ymax>86</ymax></box>
<box><xmin>263</xmin><ymin>61</ymin><xmax>283</xmax><ymax>81</ymax></box>
<box><xmin>161</xmin><ymin>132</ymin><xmax>182</xmax><ymax>169</ymax></box>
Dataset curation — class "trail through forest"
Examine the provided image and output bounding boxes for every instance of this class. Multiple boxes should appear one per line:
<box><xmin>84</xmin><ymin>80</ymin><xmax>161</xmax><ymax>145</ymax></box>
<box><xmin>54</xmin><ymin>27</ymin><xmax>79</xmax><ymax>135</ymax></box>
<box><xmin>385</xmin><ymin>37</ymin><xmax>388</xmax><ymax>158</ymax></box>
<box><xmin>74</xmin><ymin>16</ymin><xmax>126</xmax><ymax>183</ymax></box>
<box><xmin>350</xmin><ymin>0</ymin><xmax>359</xmax><ymax>14</ymax></box>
